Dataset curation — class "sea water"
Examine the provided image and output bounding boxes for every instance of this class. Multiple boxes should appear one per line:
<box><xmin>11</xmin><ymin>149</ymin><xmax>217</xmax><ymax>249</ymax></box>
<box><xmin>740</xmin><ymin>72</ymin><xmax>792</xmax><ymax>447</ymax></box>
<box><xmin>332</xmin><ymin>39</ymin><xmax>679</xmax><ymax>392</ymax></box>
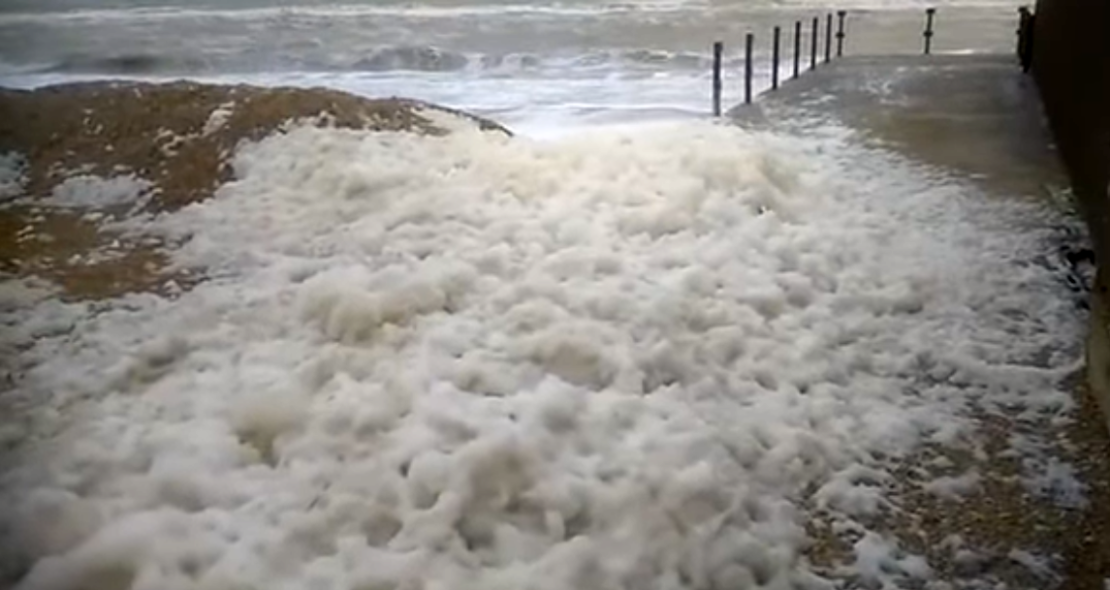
<box><xmin>0</xmin><ymin>0</ymin><xmax>1025</xmax><ymax>134</ymax></box>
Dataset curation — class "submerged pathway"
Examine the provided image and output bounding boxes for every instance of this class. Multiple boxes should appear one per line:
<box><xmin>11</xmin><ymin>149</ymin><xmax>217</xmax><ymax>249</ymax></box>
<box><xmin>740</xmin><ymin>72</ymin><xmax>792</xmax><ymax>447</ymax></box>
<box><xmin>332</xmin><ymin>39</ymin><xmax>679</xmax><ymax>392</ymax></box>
<box><xmin>735</xmin><ymin>53</ymin><xmax>1110</xmax><ymax>589</ymax></box>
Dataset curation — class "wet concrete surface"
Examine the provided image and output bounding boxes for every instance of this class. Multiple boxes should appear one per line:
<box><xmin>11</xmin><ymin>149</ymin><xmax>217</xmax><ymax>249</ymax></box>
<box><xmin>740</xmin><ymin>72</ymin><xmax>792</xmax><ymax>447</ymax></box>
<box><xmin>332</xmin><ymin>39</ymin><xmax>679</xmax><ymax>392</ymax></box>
<box><xmin>733</xmin><ymin>54</ymin><xmax>1069</xmax><ymax>201</ymax></box>
<box><xmin>733</xmin><ymin>54</ymin><xmax>1110</xmax><ymax>589</ymax></box>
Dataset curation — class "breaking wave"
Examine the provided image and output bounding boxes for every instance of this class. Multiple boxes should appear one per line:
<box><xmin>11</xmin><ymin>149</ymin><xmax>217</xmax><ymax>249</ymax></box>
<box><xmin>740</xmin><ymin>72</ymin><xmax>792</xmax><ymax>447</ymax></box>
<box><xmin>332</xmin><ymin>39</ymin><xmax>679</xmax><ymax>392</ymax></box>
<box><xmin>32</xmin><ymin>46</ymin><xmax>720</xmax><ymax>75</ymax></box>
<box><xmin>43</xmin><ymin>53</ymin><xmax>211</xmax><ymax>75</ymax></box>
<box><xmin>0</xmin><ymin>2</ymin><xmax>700</xmax><ymax>23</ymax></box>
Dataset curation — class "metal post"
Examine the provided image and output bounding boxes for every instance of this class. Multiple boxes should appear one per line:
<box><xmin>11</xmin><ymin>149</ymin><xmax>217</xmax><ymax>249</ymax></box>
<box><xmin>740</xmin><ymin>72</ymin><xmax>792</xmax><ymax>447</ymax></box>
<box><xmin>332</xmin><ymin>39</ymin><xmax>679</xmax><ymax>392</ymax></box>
<box><xmin>1017</xmin><ymin>6</ymin><xmax>1031</xmax><ymax>71</ymax></box>
<box><xmin>923</xmin><ymin>8</ymin><xmax>936</xmax><ymax>55</ymax></box>
<box><xmin>772</xmin><ymin>26</ymin><xmax>781</xmax><ymax>90</ymax></box>
<box><xmin>793</xmin><ymin>21</ymin><xmax>802</xmax><ymax>78</ymax></box>
<box><xmin>810</xmin><ymin>17</ymin><xmax>818</xmax><ymax>69</ymax></box>
<box><xmin>712</xmin><ymin>41</ymin><xmax>723</xmax><ymax>116</ymax></box>
<box><xmin>836</xmin><ymin>10</ymin><xmax>846</xmax><ymax>57</ymax></box>
<box><xmin>1017</xmin><ymin>5</ymin><xmax>1030</xmax><ymax>50</ymax></box>
<box><xmin>744</xmin><ymin>33</ymin><xmax>754</xmax><ymax>104</ymax></box>
<box><xmin>824</xmin><ymin>14</ymin><xmax>832</xmax><ymax>63</ymax></box>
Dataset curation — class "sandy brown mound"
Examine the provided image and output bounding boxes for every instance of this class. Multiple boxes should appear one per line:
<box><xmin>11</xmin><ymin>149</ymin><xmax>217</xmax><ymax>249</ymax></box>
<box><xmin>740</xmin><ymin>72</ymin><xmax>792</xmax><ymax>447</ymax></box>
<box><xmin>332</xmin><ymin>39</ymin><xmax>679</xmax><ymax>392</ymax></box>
<box><xmin>0</xmin><ymin>81</ymin><xmax>509</xmax><ymax>300</ymax></box>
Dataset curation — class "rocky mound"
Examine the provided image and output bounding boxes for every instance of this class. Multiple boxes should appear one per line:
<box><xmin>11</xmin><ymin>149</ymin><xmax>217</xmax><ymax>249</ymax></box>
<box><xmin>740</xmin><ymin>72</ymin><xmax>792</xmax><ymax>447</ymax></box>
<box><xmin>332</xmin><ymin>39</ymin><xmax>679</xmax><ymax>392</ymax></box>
<box><xmin>0</xmin><ymin>82</ymin><xmax>509</xmax><ymax>300</ymax></box>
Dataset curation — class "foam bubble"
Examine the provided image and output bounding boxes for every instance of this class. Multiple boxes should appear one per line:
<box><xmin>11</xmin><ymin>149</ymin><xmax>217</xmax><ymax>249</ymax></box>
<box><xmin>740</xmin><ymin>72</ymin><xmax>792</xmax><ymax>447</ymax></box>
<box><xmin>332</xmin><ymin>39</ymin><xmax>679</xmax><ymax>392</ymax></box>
<box><xmin>42</xmin><ymin>174</ymin><xmax>151</xmax><ymax>210</ymax></box>
<box><xmin>0</xmin><ymin>151</ymin><xmax>27</xmax><ymax>201</ymax></box>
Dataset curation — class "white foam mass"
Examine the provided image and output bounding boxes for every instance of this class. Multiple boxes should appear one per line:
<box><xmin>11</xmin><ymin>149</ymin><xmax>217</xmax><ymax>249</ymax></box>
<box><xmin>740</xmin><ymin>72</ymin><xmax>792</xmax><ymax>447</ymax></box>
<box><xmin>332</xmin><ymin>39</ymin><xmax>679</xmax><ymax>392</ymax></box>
<box><xmin>922</xmin><ymin>470</ymin><xmax>982</xmax><ymax>501</ymax></box>
<box><xmin>0</xmin><ymin>151</ymin><xmax>26</xmax><ymax>201</ymax></box>
<box><xmin>202</xmin><ymin>102</ymin><xmax>235</xmax><ymax>137</ymax></box>
<box><xmin>1</xmin><ymin>118</ymin><xmax>1082</xmax><ymax>589</ymax></box>
<box><xmin>42</xmin><ymin>174</ymin><xmax>151</xmax><ymax>209</ymax></box>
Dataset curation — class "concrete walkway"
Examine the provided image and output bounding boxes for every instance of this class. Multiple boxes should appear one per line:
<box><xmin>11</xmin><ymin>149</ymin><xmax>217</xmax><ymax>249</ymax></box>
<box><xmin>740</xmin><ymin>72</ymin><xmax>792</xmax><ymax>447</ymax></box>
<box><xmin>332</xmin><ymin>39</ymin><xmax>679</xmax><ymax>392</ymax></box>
<box><xmin>735</xmin><ymin>55</ymin><xmax>1110</xmax><ymax>589</ymax></box>
<box><xmin>734</xmin><ymin>55</ymin><xmax>1066</xmax><ymax>201</ymax></box>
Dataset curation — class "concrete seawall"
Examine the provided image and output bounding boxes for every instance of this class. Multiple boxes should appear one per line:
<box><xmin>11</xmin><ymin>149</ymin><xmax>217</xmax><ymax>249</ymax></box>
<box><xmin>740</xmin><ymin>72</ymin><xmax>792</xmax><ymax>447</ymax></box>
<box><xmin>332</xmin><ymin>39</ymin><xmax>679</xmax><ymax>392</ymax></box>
<box><xmin>1031</xmin><ymin>0</ymin><xmax>1110</xmax><ymax>434</ymax></box>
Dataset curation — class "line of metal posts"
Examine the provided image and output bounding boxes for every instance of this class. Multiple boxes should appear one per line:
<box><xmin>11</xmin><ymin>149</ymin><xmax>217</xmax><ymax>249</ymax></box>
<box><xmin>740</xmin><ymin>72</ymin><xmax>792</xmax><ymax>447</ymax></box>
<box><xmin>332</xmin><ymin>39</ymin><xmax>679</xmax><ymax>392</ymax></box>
<box><xmin>824</xmin><ymin>13</ymin><xmax>832</xmax><ymax>63</ymax></box>
<box><xmin>793</xmin><ymin>21</ymin><xmax>802</xmax><ymax>78</ymax></box>
<box><xmin>836</xmin><ymin>10</ymin><xmax>846</xmax><ymax>57</ymax></box>
<box><xmin>810</xmin><ymin>17</ymin><xmax>818</xmax><ymax>69</ymax></box>
<box><xmin>744</xmin><ymin>33</ymin><xmax>754</xmax><ymax>104</ymax></box>
<box><xmin>771</xmin><ymin>26</ymin><xmax>781</xmax><ymax>90</ymax></box>
<box><xmin>923</xmin><ymin>7</ymin><xmax>936</xmax><ymax>54</ymax></box>
<box><xmin>712</xmin><ymin>40</ymin><xmax>722</xmax><ymax>116</ymax></box>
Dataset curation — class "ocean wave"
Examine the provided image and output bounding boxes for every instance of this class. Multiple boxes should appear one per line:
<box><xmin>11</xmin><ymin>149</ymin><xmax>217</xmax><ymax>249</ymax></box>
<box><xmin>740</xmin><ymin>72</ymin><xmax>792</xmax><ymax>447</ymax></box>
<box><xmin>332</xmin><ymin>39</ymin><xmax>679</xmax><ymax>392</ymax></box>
<box><xmin>347</xmin><ymin>48</ymin><xmax>714</xmax><ymax>74</ymax></box>
<box><xmin>352</xmin><ymin>46</ymin><xmax>471</xmax><ymax>72</ymax></box>
<box><xmin>0</xmin><ymin>1</ymin><xmax>704</xmax><ymax>25</ymax></box>
<box><xmin>19</xmin><ymin>46</ymin><xmax>726</xmax><ymax>77</ymax></box>
<box><xmin>31</xmin><ymin>48</ymin><xmax>481</xmax><ymax>75</ymax></box>
<box><xmin>0</xmin><ymin>59</ymin><xmax>55</xmax><ymax>76</ymax></box>
<box><xmin>620</xmin><ymin>49</ymin><xmax>707</xmax><ymax>68</ymax></box>
<box><xmin>41</xmin><ymin>53</ymin><xmax>211</xmax><ymax>75</ymax></box>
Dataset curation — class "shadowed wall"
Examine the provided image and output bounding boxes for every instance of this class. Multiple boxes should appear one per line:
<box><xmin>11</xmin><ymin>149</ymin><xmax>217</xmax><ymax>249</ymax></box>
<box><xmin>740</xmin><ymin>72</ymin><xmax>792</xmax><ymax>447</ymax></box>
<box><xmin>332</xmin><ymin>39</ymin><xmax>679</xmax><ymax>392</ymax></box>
<box><xmin>1031</xmin><ymin>0</ymin><xmax>1110</xmax><ymax>429</ymax></box>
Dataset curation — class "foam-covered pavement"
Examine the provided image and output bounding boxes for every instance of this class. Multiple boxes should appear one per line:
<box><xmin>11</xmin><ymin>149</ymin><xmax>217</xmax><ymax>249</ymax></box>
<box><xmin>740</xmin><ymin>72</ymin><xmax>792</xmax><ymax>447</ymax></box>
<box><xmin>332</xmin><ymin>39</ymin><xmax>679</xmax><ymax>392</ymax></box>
<box><xmin>735</xmin><ymin>53</ymin><xmax>1110</xmax><ymax>588</ymax></box>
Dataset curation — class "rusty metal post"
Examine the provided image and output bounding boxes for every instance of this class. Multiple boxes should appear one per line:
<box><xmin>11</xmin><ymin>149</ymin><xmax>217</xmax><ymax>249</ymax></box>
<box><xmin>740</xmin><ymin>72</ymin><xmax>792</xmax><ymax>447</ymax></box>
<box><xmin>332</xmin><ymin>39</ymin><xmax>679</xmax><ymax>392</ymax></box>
<box><xmin>824</xmin><ymin>13</ymin><xmax>832</xmax><ymax>63</ymax></box>
<box><xmin>712</xmin><ymin>41</ymin><xmax>723</xmax><ymax>116</ymax></box>
<box><xmin>745</xmin><ymin>33</ymin><xmax>754</xmax><ymax>104</ymax></box>
<box><xmin>772</xmin><ymin>26</ymin><xmax>781</xmax><ymax>90</ymax></box>
<box><xmin>810</xmin><ymin>16</ymin><xmax>818</xmax><ymax>69</ymax></box>
<box><xmin>836</xmin><ymin>10</ymin><xmax>846</xmax><ymax>57</ymax></box>
<box><xmin>793</xmin><ymin>20</ymin><xmax>802</xmax><ymax>78</ymax></box>
<box><xmin>923</xmin><ymin>7</ymin><xmax>936</xmax><ymax>55</ymax></box>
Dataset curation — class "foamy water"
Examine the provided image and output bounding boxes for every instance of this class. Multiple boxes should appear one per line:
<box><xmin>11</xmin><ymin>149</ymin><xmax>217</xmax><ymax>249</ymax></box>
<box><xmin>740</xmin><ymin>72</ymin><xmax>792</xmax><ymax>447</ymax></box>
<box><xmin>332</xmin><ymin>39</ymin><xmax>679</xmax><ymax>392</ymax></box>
<box><xmin>0</xmin><ymin>109</ymin><xmax>1085</xmax><ymax>588</ymax></box>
